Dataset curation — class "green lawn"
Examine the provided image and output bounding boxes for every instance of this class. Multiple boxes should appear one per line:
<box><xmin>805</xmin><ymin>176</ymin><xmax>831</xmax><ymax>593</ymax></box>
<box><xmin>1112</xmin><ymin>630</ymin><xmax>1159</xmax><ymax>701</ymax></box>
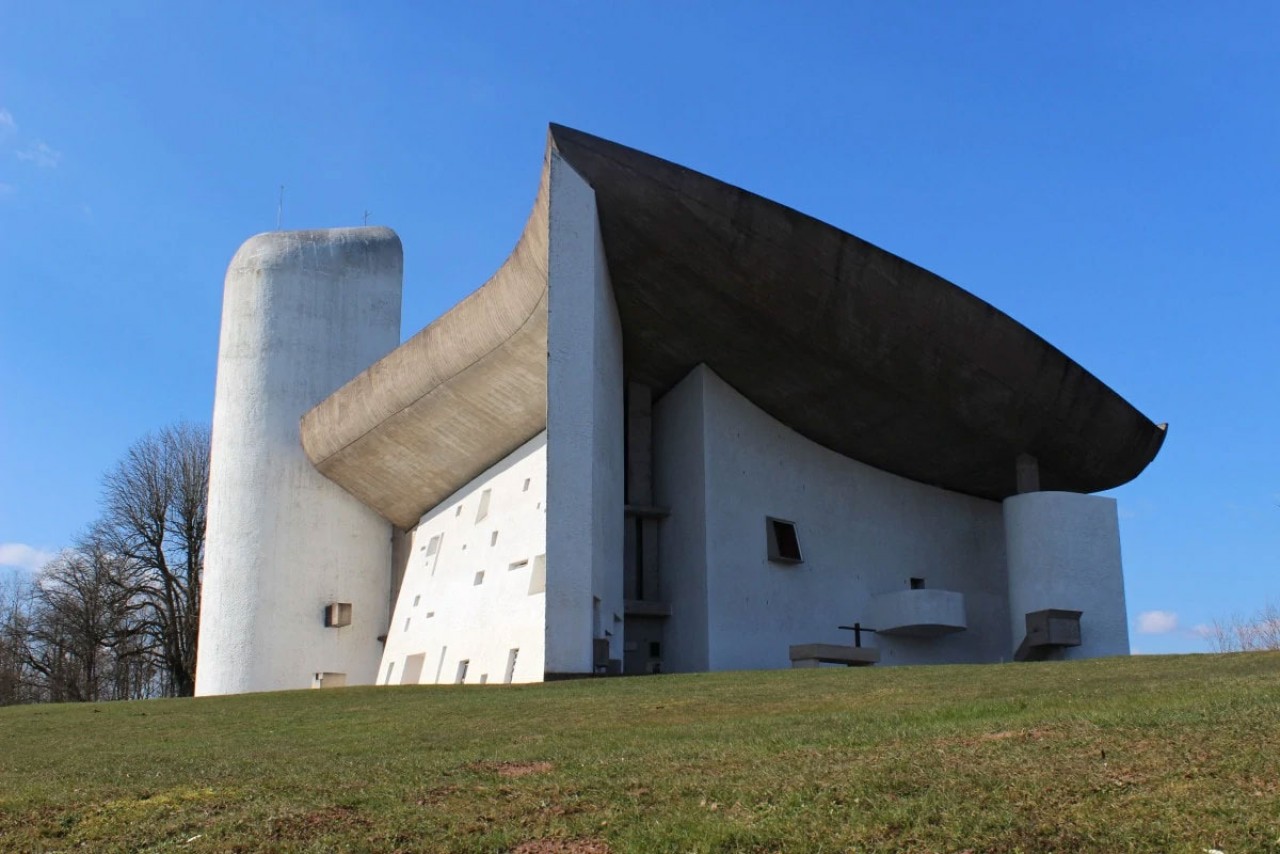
<box><xmin>2</xmin><ymin>652</ymin><xmax>1278</xmax><ymax>853</ymax></box>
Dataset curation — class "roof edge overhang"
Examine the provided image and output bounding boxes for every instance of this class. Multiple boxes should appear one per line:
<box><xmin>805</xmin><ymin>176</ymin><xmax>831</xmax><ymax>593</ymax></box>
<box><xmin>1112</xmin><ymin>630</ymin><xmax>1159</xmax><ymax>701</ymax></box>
<box><xmin>301</xmin><ymin>124</ymin><xmax>1166</xmax><ymax>527</ymax></box>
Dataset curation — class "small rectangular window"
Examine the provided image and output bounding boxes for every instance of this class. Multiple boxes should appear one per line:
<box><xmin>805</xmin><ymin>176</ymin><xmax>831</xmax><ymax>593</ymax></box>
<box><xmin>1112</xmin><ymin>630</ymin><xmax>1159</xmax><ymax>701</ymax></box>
<box><xmin>766</xmin><ymin>517</ymin><xmax>803</xmax><ymax>564</ymax></box>
<box><xmin>413</xmin><ymin>595</ymin><xmax>421</xmax><ymax>607</ymax></box>
<box><xmin>455</xmin><ymin>659</ymin><xmax>469</xmax><ymax>684</ymax></box>
<box><xmin>490</xmin><ymin>530</ymin><xmax>499</xmax><ymax>547</ymax></box>
<box><xmin>522</xmin><ymin>478</ymin><xmax>531</xmax><ymax>492</ymax></box>
<box><xmin>473</xmin><ymin>571</ymin><xmax>485</xmax><ymax>586</ymax></box>
<box><xmin>504</xmin><ymin>648</ymin><xmax>519</xmax><ymax>684</ymax></box>
<box><xmin>649</xmin><ymin>641</ymin><xmax>661</xmax><ymax>657</ymax></box>
<box><xmin>910</xmin><ymin>577</ymin><xmax>926</xmax><ymax>590</ymax></box>
<box><xmin>404</xmin><ymin>617</ymin><xmax>411</xmax><ymax>631</ymax></box>
<box><xmin>455</xmin><ymin>505</ymin><xmax>463</xmax><ymax>517</ymax></box>
<box><xmin>528</xmin><ymin>554</ymin><xmax>547</xmax><ymax>595</ymax></box>
<box><xmin>475</xmin><ymin>489</ymin><xmax>491</xmax><ymax>523</ymax></box>
<box><xmin>426</xmin><ymin>535</ymin><xmax>441</xmax><ymax>556</ymax></box>
<box><xmin>324</xmin><ymin>602</ymin><xmax>353</xmax><ymax>627</ymax></box>
<box><xmin>509</xmin><ymin>559</ymin><xmax>528</xmax><ymax>571</ymax></box>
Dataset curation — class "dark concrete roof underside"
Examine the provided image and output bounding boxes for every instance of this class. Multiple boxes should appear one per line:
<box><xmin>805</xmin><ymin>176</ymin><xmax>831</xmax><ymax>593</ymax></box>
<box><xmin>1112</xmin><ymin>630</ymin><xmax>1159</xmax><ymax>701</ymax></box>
<box><xmin>303</xmin><ymin>125</ymin><xmax>1166</xmax><ymax>527</ymax></box>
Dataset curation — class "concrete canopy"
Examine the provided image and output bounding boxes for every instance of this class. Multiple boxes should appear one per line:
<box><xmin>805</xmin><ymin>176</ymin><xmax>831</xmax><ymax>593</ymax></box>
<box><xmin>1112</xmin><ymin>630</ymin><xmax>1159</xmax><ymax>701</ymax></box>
<box><xmin>301</xmin><ymin>125</ymin><xmax>1166</xmax><ymax>528</ymax></box>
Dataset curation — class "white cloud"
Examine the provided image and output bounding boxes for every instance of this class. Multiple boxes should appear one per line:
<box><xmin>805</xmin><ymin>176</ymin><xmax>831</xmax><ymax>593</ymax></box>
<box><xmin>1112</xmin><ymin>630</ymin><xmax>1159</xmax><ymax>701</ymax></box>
<box><xmin>17</xmin><ymin>140</ymin><xmax>60</xmax><ymax>168</ymax></box>
<box><xmin>0</xmin><ymin>542</ymin><xmax>57</xmax><ymax>573</ymax></box>
<box><xmin>0</xmin><ymin>108</ymin><xmax>14</xmax><ymax>137</ymax></box>
<box><xmin>1190</xmin><ymin>623</ymin><xmax>1216</xmax><ymax>639</ymax></box>
<box><xmin>1137</xmin><ymin>610</ymin><xmax>1179</xmax><ymax>634</ymax></box>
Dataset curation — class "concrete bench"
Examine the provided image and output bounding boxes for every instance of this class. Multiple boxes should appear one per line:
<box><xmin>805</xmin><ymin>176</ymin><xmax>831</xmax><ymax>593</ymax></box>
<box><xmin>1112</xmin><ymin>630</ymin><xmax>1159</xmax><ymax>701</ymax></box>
<box><xmin>789</xmin><ymin>643</ymin><xmax>879</xmax><ymax>668</ymax></box>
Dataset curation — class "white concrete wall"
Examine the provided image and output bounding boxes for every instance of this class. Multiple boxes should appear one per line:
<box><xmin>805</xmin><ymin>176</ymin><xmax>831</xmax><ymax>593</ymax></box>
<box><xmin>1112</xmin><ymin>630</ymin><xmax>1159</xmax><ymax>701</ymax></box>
<box><xmin>197</xmin><ymin>227</ymin><xmax>402</xmax><ymax>696</ymax></box>
<box><xmin>545</xmin><ymin>153</ymin><xmax>626</xmax><ymax>675</ymax></box>
<box><xmin>651</xmin><ymin>367</ymin><xmax>711</xmax><ymax>672</ymax></box>
<box><xmin>1004</xmin><ymin>491</ymin><xmax>1130</xmax><ymax>659</ymax></box>
<box><xmin>379</xmin><ymin>432</ymin><xmax>548</xmax><ymax>685</ymax></box>
<box><xmin>654</xmin><ymin>365</ymin><xmax>1013</xmax><ymax>671</ymax></box>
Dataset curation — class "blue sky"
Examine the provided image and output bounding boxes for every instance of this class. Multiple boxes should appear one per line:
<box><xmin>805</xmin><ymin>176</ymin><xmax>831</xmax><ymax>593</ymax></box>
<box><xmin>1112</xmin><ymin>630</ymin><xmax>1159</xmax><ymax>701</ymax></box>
<box><xmin>1</xmin><ymin>2</ymin><xmax>1276</xmax><ymax>653</ymax></box>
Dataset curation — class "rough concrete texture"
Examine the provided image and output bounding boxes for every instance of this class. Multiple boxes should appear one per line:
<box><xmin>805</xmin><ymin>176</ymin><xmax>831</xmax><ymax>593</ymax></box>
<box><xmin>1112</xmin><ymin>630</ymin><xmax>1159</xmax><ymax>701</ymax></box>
<box><xmin>302</xmin><ymin>126</ymin><xmax>1164</xmax><ymax>527</ymax></box>
<box><xmin>300</xmin><ymin>161</ymin><xmax>551</xmax><ymax>529</ymax></box>
<box><xmin>196</xmin><ymin>227</ymin><xmax>402</xmax><ymax>696</ymax></box>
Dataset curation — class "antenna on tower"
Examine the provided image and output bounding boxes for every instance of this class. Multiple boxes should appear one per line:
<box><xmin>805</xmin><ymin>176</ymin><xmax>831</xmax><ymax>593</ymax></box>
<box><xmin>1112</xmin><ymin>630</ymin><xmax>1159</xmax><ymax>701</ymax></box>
<box><xmin>276</xmin><ymin>185</ymin><xmax>285</xmax><ymax>230</ymax></box>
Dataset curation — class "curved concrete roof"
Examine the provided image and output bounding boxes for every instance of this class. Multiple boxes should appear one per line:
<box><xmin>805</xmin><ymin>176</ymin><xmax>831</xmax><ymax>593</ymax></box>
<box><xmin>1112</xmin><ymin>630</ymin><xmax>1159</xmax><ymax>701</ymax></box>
<box><xmin>303</xmin><ymin>125</ymin><xmax>1165</xmax><ymax>528</ymax></box>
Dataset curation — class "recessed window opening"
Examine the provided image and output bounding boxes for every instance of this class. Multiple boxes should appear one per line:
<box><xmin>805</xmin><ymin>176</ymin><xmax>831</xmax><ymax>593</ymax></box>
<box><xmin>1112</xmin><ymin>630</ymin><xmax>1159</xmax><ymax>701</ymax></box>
<box><xmin>509</xmin><ymin>559</ymin><xmax>528</xmax><ymax>571</ymax></box>
<box><xmin>385</xmin><ymin>661</ymin><xmax>395</xmax><ymax>685</ymax></box>
<box><xmin>490</xmin><ymin>530</ymin><xmax>499</xmax><ymax>546</ymax></box>
<box><xmin>910</xmin><ymin>577</ymin><xmax>926</xmax><ymax>590</ymax></box>
<box><xmin>473</xmin><ymin>571</ymin><xmax>485</xmax><ymax>586</ymax></box>
<box><xmin>479</xmin><ymin>674</ymin><xmax>489</xmax><ymax>685</ymax></box>
<box><xmin>504</xmin><ymin>648</ymin><xmax>519</xmax><ymax>684</ymax></box>
<box><xmin>522</xmin><ymin>478</ymin><xmax>531</xmax><ymax>492</ymax></box>
<box><xmin>649</xmin><ymin>641</ymin><xmax>662</xmax><ymax>657</ymax></box>
<box><xmin>425</xmin><ymin>611</ymin><xmax>435</xmax><ymax>618</ymax></box>
<box><xmin>455</xmin><ymin>659</ymin><xmax>469</xmax><ymax>684</ymax></box>
<box><xmin>404</xmin><ymin>617</ymin><xmax>411</xmax><ymax>631</ymax></box>
<box><xmin>475</xmin><ymin>489</ymin><xmax>491</xmax><ymax>523</ymax></box>
<box><xmin>413</xmin><ymin>595</ymin><xmax>421</xmax><ymax>607</ymax></box>
<box><xmin>426</xmin><ymin>535</ymin><xmax>441</xmax><ymax>556</ymax></box>
<box><xmin>766</xmin><ymin>517</ymin><xmax>803</xmax><ymax>564</ymax></box>
<box><xmin>456</xmin><ymin>505</ymin><xmax>463</xmax><ymax>517</ymax></box>
<box><xmin>528</xmin><ymin>554</ymin><xmax>547</xmax><ymax>595</ymax></box>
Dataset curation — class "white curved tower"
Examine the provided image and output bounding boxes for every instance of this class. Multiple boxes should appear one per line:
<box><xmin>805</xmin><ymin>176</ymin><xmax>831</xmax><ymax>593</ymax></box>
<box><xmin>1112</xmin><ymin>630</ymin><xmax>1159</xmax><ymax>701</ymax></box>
<box><xmin>196</xmin><ymin>227</ymin><xmax>403</xmax><ymax>696</ymax></box>
<box><xmin>1003</xmin><ymin>491</ymin><xmax>1130</xmax><ymax>659</ymax></box>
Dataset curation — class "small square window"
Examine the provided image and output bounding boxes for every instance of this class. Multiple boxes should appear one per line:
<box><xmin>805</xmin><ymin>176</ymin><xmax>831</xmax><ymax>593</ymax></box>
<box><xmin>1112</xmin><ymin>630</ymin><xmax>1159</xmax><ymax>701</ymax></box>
<box><xmin>473</xmin><ymin>571</ymin><xmax>485</xmax><ymax>586</ymax></box>
<box><xmin>766</xmin><ymin>517</ymin><xmax>803</xmax><ymax>564</ymax></box>
<box><xmin>910</xmin><ymin>577</ymin><xmax>926</xmax><ymax>590</ymax></box>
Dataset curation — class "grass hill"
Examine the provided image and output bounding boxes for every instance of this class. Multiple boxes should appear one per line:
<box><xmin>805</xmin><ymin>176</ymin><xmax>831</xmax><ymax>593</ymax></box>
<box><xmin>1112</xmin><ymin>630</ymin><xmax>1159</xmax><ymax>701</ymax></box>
<box><xmin>1</xmin><ymin>652</ymin><xmax>1278</xmax><ymax>853</ymax></box>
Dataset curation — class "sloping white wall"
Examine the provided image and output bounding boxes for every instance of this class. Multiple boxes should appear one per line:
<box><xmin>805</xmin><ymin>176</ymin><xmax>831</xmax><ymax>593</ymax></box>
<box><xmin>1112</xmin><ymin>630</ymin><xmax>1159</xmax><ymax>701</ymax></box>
<box><xmin>197</xmin><ymin>228</ymin><xmax>401</xmax><ymax>696</ymax></box>
<box><xmin>545</xmin><ymin>153</ymin><xmax>626</xmax><ymax>675</ymax></box>
<box><xmin>379</xmin><ymin>432</ymin><xmax>548</xmax><ymax>685</ymax></box>
<box><xmin>1004</xmin><ymin>491</ymin><xmax>1130</xmax><ymax>658</ymax></box>
<box><xmin>653</xmin><ymin>365</ymin><xmax>1014</xmax><ymax>671</ymax></box>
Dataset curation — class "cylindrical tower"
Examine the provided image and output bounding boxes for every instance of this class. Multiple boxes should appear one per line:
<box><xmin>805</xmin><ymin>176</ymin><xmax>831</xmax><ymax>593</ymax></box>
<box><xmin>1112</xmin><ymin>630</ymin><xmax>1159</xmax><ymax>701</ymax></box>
<box><xmin>196</xmin><ymin>227</ymin><xmax>402</xmax><ymax>695</ymax></box>
<box><xmin>1003</xmin><ymin>491</ymin><xmax>1130</xmax><ymax>660</ymax></box>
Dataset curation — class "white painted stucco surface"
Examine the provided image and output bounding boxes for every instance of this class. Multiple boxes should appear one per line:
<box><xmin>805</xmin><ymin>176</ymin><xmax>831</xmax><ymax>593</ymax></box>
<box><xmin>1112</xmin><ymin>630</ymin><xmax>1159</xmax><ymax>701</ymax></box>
<box><xmin>651</xmin><ymin>368</ymin><xmax>710</xmax><ymax>673</ymax></box>
<box><xmin>654</xmin><ymin>366</ymin><xmax>1013</xmax><ymax>670</ymax></box>
<box><xmin>545</xmin><ymin>153</ymin><xmax>626</xmax><ymax>675</ymax></box>
<box><xmin>196</xmin><ymin>228</ymin><xmax>402</xmax><ymax>696</ymax></box>
<box><xmin>1003</xmin><ymin>491</ymin><xmax>1130</xmax><ymax>659</ymax></box>
<box><xmin>379</xmin><ymin>432</ymin><xmax>548</xmax><ymax>685</ymax></box>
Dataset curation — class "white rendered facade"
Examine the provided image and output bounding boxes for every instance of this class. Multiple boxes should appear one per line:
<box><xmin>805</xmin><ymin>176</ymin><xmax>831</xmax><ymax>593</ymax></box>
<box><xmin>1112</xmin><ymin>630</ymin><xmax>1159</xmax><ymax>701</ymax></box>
<box><xmin>380</xmin><ymin>433</ymin><xmax>548</xmax><ymax>686</ymax></box>
<box><xmin>195</xmin><ymin>129</ymin><xmax>1152</xmax><ymax>696</ymax></box>
<box><xmin>197</xmin><ymin>228</ymin><xmax>402</xmax><ymax>696</ymax></box>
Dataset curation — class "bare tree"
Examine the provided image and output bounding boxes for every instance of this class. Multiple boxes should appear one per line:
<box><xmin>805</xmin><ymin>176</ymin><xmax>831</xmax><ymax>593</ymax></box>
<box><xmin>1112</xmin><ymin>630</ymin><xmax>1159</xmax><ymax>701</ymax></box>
<box><xmin>20</xmin><ymin>543</ymin><xmax>150</xmax><ymax>702</ymax></box>
<box><xmin>97</xmin><ymin>423</ymin><xmax>210</xmax><ymax>697</ymax></box>
<box><xmin>1206</xmin><ymin>602</ymin><xmax>1280</xmax><ymax>653</ymax></box>
<box><xmin>0</xmin><ymin>571</ymin><xmax>38</xmax><ymax>705</ymax></box>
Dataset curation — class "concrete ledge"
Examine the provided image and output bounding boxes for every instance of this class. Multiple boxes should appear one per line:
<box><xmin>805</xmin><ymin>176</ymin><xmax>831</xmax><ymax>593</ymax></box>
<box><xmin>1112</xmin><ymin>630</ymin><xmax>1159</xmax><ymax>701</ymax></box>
<box><xmin>789</xmin><ymin>644</ymin><xmax>879</xmax><ymax>667</ymax></box>
<box><xmin>868</xmin><ymin>589</ymin><xmax>967</xmax><ymax>638</ymax></box>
